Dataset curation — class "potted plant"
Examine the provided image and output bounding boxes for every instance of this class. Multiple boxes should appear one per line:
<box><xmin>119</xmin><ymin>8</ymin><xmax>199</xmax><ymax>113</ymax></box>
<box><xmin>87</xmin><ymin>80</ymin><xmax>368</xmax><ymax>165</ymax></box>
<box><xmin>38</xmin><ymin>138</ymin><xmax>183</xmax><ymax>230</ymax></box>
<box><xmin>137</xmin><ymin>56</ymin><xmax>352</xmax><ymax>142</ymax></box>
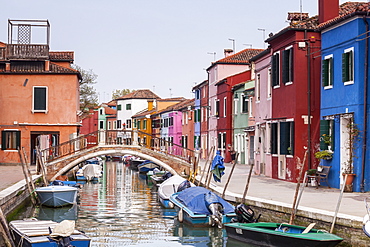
<box><xmin>314</xmin><ymin>150</ymin><xmax>333</xmax><ymax>160</ymax></box>
<box><xmin>342</xmin><ymin>120</ymin><xmax>360</xmax><ymax>188</ymax></box>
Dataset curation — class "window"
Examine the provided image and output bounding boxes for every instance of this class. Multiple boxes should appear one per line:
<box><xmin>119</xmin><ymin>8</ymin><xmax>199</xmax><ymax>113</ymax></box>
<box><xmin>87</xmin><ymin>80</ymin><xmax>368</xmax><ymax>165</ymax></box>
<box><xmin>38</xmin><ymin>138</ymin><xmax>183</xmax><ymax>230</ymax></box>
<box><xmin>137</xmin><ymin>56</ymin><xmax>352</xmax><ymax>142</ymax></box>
<box><xmin>256</xmin><ymin>74</ymin><xmax>261</xmax><ymax>101</ymax></box>
<box><xmin>234</xmin><ymin>97</ymin><xmax>238</xmax><ymax>114</ymax></box>
<box><xmin>271</xmin><ymin>122</ymin><xmax>294</xmax><ymax>155</ymax></box>
<box><xmin>1</xmin><ymin>130</ymin><xmax>20</xmax><ymax>150</ymax></box>
<box><xmin>108</xmin><ymin>121</ymin><xmax>112</xmax><ymax>130</ymax></box>
<box><xmin>195</xmin><ymin>90</ymin><xmax>200</xmax><ymax>99</ymax></box>
<box><xmin>241</xmin><ymin>94</ymin><xmax>248</xmax><ymax>113</ymax></box>
<box><xmin>117</xmin><ymin>105</ymin><xmax>122</xmax><ymax>111</ymax></box>
<box><xmin>342</xmin><ymin>48</ymin><xmax>354</xmax><ymax>84</ymax></box>
<box><xmin>320</xmin><ymin>119</ymin><xmax>334</xmax><ymax>151</ymax></box>
<box><xmin>126</xmin><ymin>119</ymin><xmax>132</xmax><ymax>128</ymax></box>
<box><xmin>117</xmin><ymin>120</ymin><xmax>121</xmax><ymax>129</ymax></box>
<box><xmin>137</xmin><ymin>120</ymin><xmax>141</xmax><ymax>129</ymax></box>
<box><xmin>322</xmin><ymin>55</ymin><xmax>334</xmax><ymax>88</ymax></box>
<box><xmin>223</xmin><ymin>97</ymin><xmax>227</xmax><ymax>117</ymax></box>
<box><xmin>143</xmin><ymin>119</ymin><xmax>147</xmax><ymax>130</ymax></box>
<box><xmin>271</xmin><ymin>52</ymin><xmax>280</xmax><ymax>87</ymax></box>
<box><xmin>249</xmin><ymin>96</ymin><xmax>254</xmax><ymax>117</ymax></box>
<box><xmin>169</xmin><ymin>117</ymin><xmax>173</xmax><ymax>126</ymax></box>
<box><xmin>99</xmin><ymin>121</ymin><xmax>104</xmax><ymax>129</ymax></box>
<box><xmin>126</xmin><ymin>104</ymin><xmax>132</xmax><ymax>110</ymax></box>
<box><xmin>214</xmin><ymin>99</ymin><xmax>220</xmax><ymax>117</ymax></box>
<box><xmin>33</xmin><ymin>86</ymin><xmax>47</xmax><ymax>112</ymax></box>
<box><xmin>282</xmin><ymin>46</ymin><xmax>293</xmax><ymax>84</ymax></box>
<box><xmin>267</xmin><ymin>68</ymin><xmax>272</xmax><ymax>98</ymax></box>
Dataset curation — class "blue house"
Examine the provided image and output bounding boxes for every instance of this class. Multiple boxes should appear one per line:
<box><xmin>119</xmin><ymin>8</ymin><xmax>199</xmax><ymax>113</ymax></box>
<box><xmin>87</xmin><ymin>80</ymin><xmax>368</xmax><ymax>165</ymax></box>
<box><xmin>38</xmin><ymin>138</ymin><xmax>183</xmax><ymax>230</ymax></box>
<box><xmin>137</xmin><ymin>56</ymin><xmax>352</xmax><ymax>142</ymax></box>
<box><xmin>319</xmin><ymin>1</ymin><xmax>370</xmax><ymax>192</ymax></box>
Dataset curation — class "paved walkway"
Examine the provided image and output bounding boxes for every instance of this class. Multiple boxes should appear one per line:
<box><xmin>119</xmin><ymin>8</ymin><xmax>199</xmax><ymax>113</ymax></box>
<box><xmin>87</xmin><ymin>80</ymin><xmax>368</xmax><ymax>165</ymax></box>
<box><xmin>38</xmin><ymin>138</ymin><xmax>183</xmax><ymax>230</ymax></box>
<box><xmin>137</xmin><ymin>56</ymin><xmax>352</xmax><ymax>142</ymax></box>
<box><xmin>196</xmin><ymin>161</ymin><xmax>370</xmax><ymax>221</ymax></box>
<box><xmin>0</xmin><ymin>165</ymin><xmax>25</xmax><ymax>191</ymax></box>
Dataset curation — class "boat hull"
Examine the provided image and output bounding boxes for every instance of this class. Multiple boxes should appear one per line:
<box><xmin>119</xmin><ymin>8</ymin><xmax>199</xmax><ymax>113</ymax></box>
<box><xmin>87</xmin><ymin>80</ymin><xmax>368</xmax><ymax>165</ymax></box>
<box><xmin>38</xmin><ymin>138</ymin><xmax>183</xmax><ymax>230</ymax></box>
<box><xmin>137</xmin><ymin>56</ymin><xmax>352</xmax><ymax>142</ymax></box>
<box><xmin>35</xmin><ymin>186</ymin><xmax>78</xmax><ymax>207</ymax></box>
<box><xmin>225</xmin><ymin>223</ymin><xmax>343</xmax><ymax>247</ymax></box>
<box><xmin>9</xmin><ymin>219</ymin><xmax>91</xmax><ymax>247</ymax></box>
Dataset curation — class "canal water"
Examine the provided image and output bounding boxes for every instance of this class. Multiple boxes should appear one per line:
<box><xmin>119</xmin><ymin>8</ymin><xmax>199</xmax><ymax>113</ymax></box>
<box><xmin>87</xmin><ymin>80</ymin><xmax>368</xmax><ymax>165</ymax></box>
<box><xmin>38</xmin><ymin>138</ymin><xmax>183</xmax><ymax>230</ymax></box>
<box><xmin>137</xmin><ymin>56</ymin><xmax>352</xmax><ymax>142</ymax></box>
<box><xmin>13</xmin><ymin>161</ymin><xmax>253</xmax><ymax>247</ymax></box>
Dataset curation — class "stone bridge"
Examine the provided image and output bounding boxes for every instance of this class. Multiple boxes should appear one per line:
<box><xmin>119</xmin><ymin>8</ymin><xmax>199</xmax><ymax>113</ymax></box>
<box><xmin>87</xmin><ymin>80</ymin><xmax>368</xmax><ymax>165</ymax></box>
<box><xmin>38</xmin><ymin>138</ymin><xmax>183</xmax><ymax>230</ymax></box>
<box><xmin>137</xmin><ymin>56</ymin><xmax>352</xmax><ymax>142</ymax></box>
<box><xmin>45</xmin><ymin>144</ymin><xmax>194</xmax><ymax>181</ymax></box>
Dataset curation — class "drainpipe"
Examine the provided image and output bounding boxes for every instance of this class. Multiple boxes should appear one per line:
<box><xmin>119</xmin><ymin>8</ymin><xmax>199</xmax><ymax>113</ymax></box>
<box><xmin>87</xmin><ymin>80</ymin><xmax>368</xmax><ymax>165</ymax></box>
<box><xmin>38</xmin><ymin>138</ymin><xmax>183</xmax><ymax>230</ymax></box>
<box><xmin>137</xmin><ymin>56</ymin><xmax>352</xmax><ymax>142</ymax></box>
<box><xmin>305</xmin><ymin>30</ymin><xmax>312</xmax><ymax>169</ymax></box>
<box><xmin>361</xmin><ymin>16</ymin><xmax>369</xmax><ymax>192</ymax></box>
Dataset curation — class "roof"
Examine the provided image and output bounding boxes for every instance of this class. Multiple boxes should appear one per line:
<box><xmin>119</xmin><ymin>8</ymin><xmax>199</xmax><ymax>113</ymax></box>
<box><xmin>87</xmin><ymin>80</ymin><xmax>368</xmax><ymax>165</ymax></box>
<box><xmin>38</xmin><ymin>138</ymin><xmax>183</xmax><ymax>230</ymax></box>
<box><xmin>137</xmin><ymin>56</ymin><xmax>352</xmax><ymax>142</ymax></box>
<box><xmin>132</xmin><ymin>108</ymin><xmax>156</xmax><ymax>118</ymax></box>
<box><xmin>0</xmin><ymin>61</ymin><xmax>80</xmax><ymax>75</ymax></box>
<box><xmin>116</xmin><ymin>89</ymin><xmax>160</xmax><ymax>100</ymax></box>
<box><xmin>156</xmin><ymin>99</ymin><xmax>194</xmax><ymax>114</ymax></box>
<box><xmin>318</xmin><ymin>2</ymin><xmax>370</xmax><ymax>30</ymax></box>
<box><xmin>104</xmin><ymin>106</ymin><xmax>116</xmax><ymax>115</ymax></box>
<box><xmin>49</xmin><ymin>51</ymin><xmax>74</xmax><ymax>61</ymax></box>
<box><xmin>192</xmin><ymin>80</ymin><xmax>208</xmax><ymax>91</ymax></box>
<box><xmin>207</xmin><ymin>49</ymin><xmax>264</xmax><ymax>71</ymax></box>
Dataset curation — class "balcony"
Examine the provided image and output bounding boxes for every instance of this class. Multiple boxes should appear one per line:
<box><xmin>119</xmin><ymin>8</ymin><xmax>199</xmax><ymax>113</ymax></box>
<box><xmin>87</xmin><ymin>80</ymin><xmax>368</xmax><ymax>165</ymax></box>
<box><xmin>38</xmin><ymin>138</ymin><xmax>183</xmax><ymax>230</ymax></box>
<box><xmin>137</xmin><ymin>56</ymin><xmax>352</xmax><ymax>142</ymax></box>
<box><xmin>4</xmin><ymin>44</ymin><xmax>49</xmax><ymax>60</ymax></box>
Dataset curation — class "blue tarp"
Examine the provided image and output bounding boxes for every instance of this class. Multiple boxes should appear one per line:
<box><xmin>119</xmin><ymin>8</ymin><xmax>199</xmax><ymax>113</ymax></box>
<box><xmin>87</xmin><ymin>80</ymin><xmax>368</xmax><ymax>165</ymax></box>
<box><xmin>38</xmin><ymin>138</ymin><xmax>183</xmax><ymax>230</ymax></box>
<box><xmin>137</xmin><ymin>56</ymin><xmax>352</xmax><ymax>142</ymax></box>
<box><xmin>176</xmin><ymin>187</ymin><xmax>234</xmax><ymax>215</ymax></box>
<box><xmin>211</xmin><ymin>150</ymin><xmax>225</xmax><ymax>182</ymax></box>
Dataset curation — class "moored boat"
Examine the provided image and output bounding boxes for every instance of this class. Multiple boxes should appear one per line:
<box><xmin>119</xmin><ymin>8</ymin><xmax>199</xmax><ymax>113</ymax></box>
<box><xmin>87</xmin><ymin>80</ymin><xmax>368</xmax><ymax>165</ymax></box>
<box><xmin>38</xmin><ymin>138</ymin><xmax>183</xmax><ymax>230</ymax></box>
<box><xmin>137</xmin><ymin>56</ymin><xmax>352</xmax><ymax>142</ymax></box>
<box><xmin>158</xmin><ymin>175</ymin><xmax>193</xmax><ymax>208</ymax></box>
<box><xmin>363</xmin><ymin>198</ymin><xmax>370</xmax><ymax>237</ymax></box>
<box><xmin>9</xmin><ymin>219</ymin><xmax>91</xmax><ymax>247</ymax></box>
<box><xmin>225</xmin><ymin>222</ymin><xmax>343</xmax><ymax>247</ymax></box>
<box><xmin>76</xmin><ymin>163</ymin><xmax>102</xmax><ymax>182</ymax></box>
<box><xmin>138</xmin><ymin>160</ymin><xmax>160</xmax><ymax>173</ymax></box>
<box><xmin>35</xmin><ymin>186</ymin><xmax>78</xmax><ymax>207</ymax></box>
<box><xmin>169</xmin><ymin>186</ymin><xmax>236</xmax><ymax>228</ymax></box>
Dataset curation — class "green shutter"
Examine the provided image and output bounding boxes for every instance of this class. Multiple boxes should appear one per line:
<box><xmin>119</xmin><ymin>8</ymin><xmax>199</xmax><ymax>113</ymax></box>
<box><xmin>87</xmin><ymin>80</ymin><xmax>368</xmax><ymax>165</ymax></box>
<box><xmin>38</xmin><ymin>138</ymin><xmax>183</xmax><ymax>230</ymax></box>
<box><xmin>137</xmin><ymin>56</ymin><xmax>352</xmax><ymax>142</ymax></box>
<box><xmin>322</xmin><ymin>59</ymin><xmax>329</xmax><ymax>87</ymax></box>
<box><xmin>320</xmin><ymin>120</ymin><xmax>330</xmax><ymax>150</ymax></box>
<box><xmin>329</xmin><ymin>57</ymin><xmax>333</xmax><ymax>86</ymax></box>
<box><xmin>348</xmin><ymin>50</ymin><xmax>353</xmax><ymax>81</ymax></box>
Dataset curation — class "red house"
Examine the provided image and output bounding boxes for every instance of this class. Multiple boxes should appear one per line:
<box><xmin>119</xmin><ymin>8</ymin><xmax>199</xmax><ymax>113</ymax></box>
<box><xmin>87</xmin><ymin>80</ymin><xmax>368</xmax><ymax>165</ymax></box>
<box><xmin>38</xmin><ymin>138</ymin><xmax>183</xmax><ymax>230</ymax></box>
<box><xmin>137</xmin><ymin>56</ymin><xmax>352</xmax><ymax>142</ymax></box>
<box><xmin>266</xmin><ymin>12</ymin><xmax>322</xmax><ymax>181</ymax></box>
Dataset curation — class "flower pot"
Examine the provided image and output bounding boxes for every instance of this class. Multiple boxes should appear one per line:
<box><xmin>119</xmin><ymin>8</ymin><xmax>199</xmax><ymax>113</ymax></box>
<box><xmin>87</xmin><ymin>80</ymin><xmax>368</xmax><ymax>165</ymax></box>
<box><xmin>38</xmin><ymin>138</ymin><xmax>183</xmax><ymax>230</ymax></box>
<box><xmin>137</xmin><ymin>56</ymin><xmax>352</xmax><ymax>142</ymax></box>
<box><xmin>343</xmin><ymin>173</ymin><xmax>356</xmax><ymax>185</ymax></box>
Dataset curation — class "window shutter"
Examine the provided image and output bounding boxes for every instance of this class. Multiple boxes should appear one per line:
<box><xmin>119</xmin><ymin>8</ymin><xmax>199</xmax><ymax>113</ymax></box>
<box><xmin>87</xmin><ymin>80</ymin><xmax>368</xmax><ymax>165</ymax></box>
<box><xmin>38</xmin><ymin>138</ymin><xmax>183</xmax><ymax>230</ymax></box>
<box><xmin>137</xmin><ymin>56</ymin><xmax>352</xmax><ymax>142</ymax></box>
<box><xmin>342</xmin><ymin>52</ymin><xmax>349</xmax><ymax>82</ymax></box>
<box><xmin>322</xmin><ymin>59</ymin><xmax>329</xmax><ymax>87</ymax></box>
<box><xmin>271</xmin><ymin>123</ymin><xmax>278</xmax><ymax>154</ymax></box>
<box><xmin>329</xmin><ymin>57</ymin><xmax>333</xmax><ymax>86</ymax></box>
<box><xmin>34</xmin><ymin>87</ymin><xmax>46</xmax><ymax>110</ymax></box>
<box><xmin>348</xmin><ymin>50</ymin><xmax>353</xmax><ymax>81</ymax></box>
<box><xmin>272</xmin><ymin>53</ymin><xmax>279</xmax><ymax>86</ymax></box>
<box><xmin>320</xmin><ymin>120</ymin><xmax>330</xmax><ymax>150</ymax></box>
<box><xmin>289</xmin><ymin>48</ymin><xmax>293</xmax><ymax>82</ymax></box>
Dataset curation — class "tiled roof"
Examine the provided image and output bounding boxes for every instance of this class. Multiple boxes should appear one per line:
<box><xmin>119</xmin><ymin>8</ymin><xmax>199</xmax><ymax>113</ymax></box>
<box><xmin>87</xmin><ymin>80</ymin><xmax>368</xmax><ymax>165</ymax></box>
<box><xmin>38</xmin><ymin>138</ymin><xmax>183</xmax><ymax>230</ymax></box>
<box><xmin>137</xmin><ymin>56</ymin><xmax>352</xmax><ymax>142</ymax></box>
<box><xmin>158</xmin><ymin>97</ymin><xmax>185</xmax><ymax>102</ymax></box>
<box><xmin>49</xmin><ymin>51</ymin><xmax>74</xmax><ymax>61</ymax></box>
<box><xmin>132</xmin><ymin>108</ymin><xmax>156</xmax><ymax>118</ymax></box>
<box><xmin>0</xmin><ymin>61</ymin><xmax>79</xmax><ymax>75</ymax></box>
<box><xmin>318</xmin><ymin>2</ymin><xmax>370</xmax><ymax>29</ymax></box>
<box><xmin>104</xmin><ymin>106</ymin><xmax>116</xmax><ymax>115</ymax></box>
<box><xmin>116</xmin><ymin>89</ymin><xmax>160</xmax><ymax>100</ymax></box>
<box><xmin>159</xmin><ymin>99</ymin><xmax>194</xmax><ymax>113</ymax></box>
<box><xmin>106</xmin><ymin>100</ymin><xmax>117</xmax><ymax>106</ymax></box>
<box><xmin>216</xmin><ymin>49</ymin><xmax>265</xmax><ymax>65</ymax></box>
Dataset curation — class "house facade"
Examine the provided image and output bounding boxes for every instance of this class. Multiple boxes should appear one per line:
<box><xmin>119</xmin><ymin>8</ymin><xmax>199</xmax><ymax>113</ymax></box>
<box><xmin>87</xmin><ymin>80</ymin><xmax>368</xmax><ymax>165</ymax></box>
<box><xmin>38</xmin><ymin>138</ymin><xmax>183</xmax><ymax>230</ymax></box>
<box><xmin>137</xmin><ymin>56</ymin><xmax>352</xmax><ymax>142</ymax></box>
<box><xmin>0</xmin><ymin>20</ymin><xmax>81</xmax><ymax>166</ymax></box>
<box><xmin>265</xmin><ymin>12</ymin><xmax>322</xmax><ymax>181</ymax></box>
<box><xmin>318</xmin><ymin>1</ymin><xmax>370</xmax><ymax>192</ymax></box>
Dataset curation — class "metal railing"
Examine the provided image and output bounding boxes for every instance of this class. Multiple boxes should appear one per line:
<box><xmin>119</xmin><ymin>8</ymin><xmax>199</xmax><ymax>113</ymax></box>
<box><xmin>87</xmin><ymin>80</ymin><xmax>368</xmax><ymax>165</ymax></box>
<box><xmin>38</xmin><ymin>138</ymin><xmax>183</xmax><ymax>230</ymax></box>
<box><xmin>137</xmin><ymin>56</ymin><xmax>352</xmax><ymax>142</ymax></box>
<box><xmin>40</xmin><ymin>130</ymin><xmax>197</xmax><ymax>165</ymax></box>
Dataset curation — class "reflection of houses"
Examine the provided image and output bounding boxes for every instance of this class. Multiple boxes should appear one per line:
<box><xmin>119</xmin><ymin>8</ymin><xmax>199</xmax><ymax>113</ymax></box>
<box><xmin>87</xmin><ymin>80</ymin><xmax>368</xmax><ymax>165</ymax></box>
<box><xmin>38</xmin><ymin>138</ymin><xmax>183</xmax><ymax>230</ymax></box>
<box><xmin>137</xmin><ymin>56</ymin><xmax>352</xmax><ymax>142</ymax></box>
<box><xmin>318</xmin><ymin>1</ymin><xmax>370</xmax><ymax>192</ymax></box>
<box><xmin>0</xmin><ymin>20</ymin><xmax>81</xmax><ymax>165</ymax></box>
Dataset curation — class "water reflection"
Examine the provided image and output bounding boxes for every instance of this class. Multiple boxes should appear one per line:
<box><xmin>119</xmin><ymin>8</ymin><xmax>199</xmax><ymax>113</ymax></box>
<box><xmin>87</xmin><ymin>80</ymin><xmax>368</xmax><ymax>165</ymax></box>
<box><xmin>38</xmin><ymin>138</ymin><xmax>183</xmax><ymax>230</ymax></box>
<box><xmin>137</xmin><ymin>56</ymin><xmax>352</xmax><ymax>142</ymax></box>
<box><xmin>15</xmin><ymin>161</ymin><xmax>253</xmax><ymax>246</ymax></box>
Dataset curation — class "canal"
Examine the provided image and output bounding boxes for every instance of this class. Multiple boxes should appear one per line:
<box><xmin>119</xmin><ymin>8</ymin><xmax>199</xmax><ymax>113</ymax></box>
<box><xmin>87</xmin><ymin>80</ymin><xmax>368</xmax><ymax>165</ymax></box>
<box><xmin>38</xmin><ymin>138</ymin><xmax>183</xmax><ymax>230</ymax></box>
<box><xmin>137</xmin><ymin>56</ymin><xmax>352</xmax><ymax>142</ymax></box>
<box><xmin>12</xmin><ymin>161</ymin><xmax>251</xmax><ymax>246</ymax></box>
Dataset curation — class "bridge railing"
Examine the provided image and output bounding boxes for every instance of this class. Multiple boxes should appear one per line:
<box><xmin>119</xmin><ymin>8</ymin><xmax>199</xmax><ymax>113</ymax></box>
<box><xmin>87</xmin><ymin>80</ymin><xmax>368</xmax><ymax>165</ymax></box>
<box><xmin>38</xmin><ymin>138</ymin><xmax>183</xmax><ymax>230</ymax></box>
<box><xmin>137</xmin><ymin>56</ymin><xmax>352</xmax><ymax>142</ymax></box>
<box><xmin>40</xmin><ymin>129</ymin><xmax>198</xmax><ymax>165</ymax></box>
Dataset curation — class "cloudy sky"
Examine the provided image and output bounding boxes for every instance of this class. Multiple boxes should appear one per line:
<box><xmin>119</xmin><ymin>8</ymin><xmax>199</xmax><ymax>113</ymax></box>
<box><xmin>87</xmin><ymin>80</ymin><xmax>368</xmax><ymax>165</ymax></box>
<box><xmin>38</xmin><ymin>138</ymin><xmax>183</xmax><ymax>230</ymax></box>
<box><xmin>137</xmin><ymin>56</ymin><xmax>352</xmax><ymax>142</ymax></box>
<box><xmin>2</xmin><ymin>0</ymin><xmax>349</xmax><ymax>102</ymax></box>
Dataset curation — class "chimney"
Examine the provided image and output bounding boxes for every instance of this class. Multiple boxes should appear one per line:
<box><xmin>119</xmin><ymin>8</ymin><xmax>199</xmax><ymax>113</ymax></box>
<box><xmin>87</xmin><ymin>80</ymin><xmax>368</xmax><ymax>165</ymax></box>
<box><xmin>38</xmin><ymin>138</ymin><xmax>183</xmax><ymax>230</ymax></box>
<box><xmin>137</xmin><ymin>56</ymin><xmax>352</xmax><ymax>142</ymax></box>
<box><xmin>319</xmin><ymin>0</ymin><xmax>339</xmax><ymax>24</ymax></box>
<box><xmin>224</xmin><ymin>49</ymin><xmax>233</xmax><ymax>57</ymax></box>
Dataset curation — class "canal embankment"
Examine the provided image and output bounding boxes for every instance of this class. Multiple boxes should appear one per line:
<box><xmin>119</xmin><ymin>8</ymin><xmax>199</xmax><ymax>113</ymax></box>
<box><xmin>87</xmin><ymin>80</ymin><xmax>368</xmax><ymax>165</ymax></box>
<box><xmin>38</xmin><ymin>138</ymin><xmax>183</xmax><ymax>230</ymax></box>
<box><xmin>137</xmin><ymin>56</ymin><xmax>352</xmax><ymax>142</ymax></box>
<box><xmin>196</xmin><ymin>161</ymin><xmax>370</xmax><ymax>246</ymax></box>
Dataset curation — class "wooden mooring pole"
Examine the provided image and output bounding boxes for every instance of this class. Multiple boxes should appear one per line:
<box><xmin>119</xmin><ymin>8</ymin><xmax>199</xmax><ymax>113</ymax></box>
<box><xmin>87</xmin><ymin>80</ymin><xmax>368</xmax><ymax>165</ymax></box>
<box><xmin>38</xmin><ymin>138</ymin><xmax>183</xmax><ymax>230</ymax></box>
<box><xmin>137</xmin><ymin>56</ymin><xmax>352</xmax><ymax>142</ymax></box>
<box><xmin>197</xmin><ymin>146</ymin><xmax>214</xmax><ymax>186</ymax></box>
<box><xmin>17</xmin><ymin>148</ymin><xmax>36</xmax><ymax>205</ymax></box>
<box><xmin>222</xmin><ymin>153</ymin><xmax>239</xmax><ymax>198</ymax></box>
<box><xmin>0</xmin><ymin>207</ymin><xmax>15</xmax><ymax>247</ymax></box>
<box><xmin>242</xmin><ymin>163</ymin><xmax>254</xmax><ymax>204</ymax></box>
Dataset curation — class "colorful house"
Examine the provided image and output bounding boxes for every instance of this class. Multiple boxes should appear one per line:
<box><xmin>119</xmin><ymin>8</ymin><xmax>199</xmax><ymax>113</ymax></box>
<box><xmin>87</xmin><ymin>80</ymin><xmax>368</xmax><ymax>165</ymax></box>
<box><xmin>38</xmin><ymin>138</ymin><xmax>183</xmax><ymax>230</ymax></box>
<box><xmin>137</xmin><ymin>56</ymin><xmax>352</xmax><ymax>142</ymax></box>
<box><xmin>264</xmin><ymin>11</ymin><xmax>322</xmax><ymax>181</ymax></box>
<box><xmin>206</xmin><ymin>49</ymin><xmax>263</xmax><ymax>158</ymax></box>
<box><xmin>250</xmin><ymin>48</ymin><xmax>273</xmax><ymax>176</ymax></box>
<box><xmin>0</xmin><ymin>20</ymin><xmax>81</xmax><ymax>165</ymax></box>
<box><xmin>318</xmin><ymin>1</ymin><xmax>370</xmax><ymax>192</ymax></box>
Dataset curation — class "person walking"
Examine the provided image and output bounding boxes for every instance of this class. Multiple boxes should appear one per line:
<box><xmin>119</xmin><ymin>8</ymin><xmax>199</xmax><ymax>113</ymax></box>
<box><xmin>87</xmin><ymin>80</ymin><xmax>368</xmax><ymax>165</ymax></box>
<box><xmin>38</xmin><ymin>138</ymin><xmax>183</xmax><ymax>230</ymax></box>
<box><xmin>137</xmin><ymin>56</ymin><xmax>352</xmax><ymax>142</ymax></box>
<box><xmin>228</xmin><ymin>144</ymin><xmax>236</xmax><ymax>164</ymax></box>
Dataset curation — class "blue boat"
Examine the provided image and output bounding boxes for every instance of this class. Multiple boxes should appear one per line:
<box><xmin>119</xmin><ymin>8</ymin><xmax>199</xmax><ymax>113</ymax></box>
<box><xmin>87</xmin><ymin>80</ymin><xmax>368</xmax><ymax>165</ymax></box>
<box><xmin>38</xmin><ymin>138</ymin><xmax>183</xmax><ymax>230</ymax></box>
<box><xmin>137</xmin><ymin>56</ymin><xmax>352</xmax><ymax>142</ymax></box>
<box><xmin>169</xmin><ymin>186</ymin><xmax>236</xmax><ymax>228</ymax></box>
<box><xmin>158</xmin><ymin>175</ymin><xmax>194</xmax><ymax>208</ymax></box>
<box><xmin>138</xmin><ymin>160</ymin><xmax>160</xmax><ymax>173</ymax></box>
<box><xmin>35</xmin><ymin>186</ymin><xmax>78</xmax><ymax>207</ymax></box>
<box><xmin>9</xmin><ymin>219</ymin><xmax>91</xmax><ymax>247</ymax></box>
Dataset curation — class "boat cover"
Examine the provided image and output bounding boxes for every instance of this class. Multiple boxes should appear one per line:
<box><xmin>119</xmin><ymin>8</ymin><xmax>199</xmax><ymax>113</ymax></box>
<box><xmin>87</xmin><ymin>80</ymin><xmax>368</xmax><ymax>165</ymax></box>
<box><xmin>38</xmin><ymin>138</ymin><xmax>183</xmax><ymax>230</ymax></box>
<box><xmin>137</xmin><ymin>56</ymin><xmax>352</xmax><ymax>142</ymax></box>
<box><xmin>176</xmin><ymin>187</ymin><xmax>234</xmax><ymax>215</ymax></box>
<box><xmin>83</xmin><ymin>164</ymin><xmax>102</xmax><ymax>180</ymax></box>
<box><xmin>50</xmin><ymin>220</ymin><xmax>75</xmax><ymax>237</ymax></box>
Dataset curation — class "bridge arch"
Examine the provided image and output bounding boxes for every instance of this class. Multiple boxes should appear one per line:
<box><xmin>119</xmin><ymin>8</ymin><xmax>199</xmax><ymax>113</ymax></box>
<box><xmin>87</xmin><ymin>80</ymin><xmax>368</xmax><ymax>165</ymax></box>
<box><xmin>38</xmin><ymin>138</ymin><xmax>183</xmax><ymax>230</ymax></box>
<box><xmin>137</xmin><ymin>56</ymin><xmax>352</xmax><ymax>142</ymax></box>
<box><xmin>49</xmin><ymin>147</ymin><xmax>180</xmax><ymax>181</ymax></box>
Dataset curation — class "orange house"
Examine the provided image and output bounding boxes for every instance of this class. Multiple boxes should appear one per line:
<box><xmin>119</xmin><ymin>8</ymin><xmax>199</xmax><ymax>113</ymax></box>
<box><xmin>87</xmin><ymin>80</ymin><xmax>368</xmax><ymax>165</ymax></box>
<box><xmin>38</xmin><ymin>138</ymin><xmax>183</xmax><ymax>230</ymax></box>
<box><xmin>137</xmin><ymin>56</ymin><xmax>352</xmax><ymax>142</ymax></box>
<box><xmin>0</xmin><ymin>20</ymin><xmax>81</xmax><ymax>165</ymax></box>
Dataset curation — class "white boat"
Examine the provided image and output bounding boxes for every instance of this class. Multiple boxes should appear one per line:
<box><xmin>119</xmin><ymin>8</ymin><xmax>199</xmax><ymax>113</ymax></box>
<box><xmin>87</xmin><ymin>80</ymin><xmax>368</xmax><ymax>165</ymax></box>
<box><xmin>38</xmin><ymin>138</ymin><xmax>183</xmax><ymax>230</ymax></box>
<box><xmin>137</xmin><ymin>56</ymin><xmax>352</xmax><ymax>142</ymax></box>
<box><xmin>157</xmin><ymin>175</ymin><xmax>194</xmax><ymax>208</ymax></box>
<box><xmin>35</xmin><ymin>186</ymin><xmax>78</xmax><ymax>207</ymax></box>
<box><xmin>76</xmin><ymin>163</ymin><xmax>102</xmax><ymax>182</ymax></box>
<box><xmin>9</xmin><ymin>219</ymin><xmax>91</xmax><ymax>247</ymax></box>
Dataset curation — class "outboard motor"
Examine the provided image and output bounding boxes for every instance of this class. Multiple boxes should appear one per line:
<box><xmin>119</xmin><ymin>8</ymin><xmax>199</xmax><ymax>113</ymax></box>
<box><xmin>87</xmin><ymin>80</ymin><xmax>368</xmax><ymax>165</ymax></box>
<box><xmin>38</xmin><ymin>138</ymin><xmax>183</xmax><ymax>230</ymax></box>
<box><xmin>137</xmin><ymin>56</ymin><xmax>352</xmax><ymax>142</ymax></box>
<box><xmin>204</xmin><ymin>192</ymin><xmax>224</xmax><ymax>228</ymax></box>
<box><xmin>50</xmin><ymin>180</ymin><xmax>64</xmax><ymax>186</ymax></box>
<box><xmin>232</xmin><ymin>204</ymin><xmax>261</xmax><ymax>223</ymax></box>
<box><xmin>162</xmin><ymin>171</ymin><xmax>172</xmax><ymax>181</ymax></box>
<box><xmin>177</xmin><ymin>180</ymin><xmax>191</xmax><ymax>192</ymax></box>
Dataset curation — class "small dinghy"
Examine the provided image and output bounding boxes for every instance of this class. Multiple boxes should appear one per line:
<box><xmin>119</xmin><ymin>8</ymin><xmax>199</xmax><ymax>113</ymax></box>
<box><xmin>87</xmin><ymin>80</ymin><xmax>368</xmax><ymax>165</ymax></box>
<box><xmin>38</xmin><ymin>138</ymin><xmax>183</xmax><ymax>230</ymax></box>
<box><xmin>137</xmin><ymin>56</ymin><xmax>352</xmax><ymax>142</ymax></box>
<box><xmin>9</xmin><ymin>219</ymin><xmax>91</xmax><ymax>247</ymax></box>
<box><xmin>35</xmin><ymin>186</ymin><xmax>78</xmax><ymax>207</ymax></box>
